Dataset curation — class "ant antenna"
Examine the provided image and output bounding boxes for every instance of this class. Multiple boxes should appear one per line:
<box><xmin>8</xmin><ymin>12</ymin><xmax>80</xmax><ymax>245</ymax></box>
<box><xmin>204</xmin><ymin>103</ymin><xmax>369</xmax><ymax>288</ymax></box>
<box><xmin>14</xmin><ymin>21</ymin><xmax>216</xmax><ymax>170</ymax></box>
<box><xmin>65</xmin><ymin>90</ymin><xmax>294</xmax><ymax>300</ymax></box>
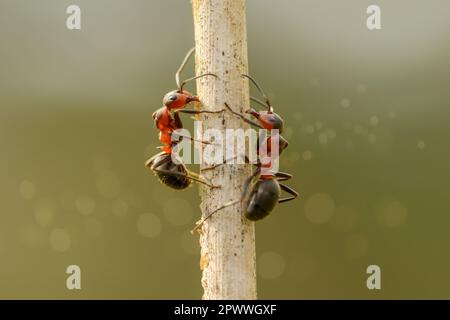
<box><xmin>180</xmin><ymin>73</ymin><xmax>217</xmax><ymax>91</ymax></box>
<box><xmin>175</xmin><ymin>47</ymin><xmax>218</xmax><ymax>91</ymax></box>
<box><xmin>175</xmin><ymin>47</ymin><xmax>195</xmax><ymax>90</ymax></box>
<box><xmin>250</xmin><ymin>96</ymin><xmax>268</xmax><ymax>109</ymax></box>
<box><xmin>242</xmin><ymin>74</ymin><xmax>273</xmax><ymax>112</ymax></box>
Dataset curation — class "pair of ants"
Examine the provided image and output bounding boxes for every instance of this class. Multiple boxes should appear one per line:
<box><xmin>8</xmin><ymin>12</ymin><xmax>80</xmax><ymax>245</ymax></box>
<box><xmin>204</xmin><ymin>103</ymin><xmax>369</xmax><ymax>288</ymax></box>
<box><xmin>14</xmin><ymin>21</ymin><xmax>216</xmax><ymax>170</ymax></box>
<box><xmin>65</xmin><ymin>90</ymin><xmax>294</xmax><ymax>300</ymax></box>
<box><xmin>145</xmin><ymin>48</ymin><xmax>298</xmax><ymax>230</ymax></box>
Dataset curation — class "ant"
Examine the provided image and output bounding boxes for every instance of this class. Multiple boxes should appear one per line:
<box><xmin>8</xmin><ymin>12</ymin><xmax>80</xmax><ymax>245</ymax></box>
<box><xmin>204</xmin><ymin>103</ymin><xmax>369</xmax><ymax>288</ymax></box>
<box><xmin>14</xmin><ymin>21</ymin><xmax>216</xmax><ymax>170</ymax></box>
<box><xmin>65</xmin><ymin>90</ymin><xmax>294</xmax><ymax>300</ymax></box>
<box><xmin>192</xmin><ymin>75</ymin><xmax>298</xmax><ymax>232</ymax></box>
<box><xmin>146</xmin><ymin>47</ymin><xmax>223</xmax><ymax>190</ymax></box>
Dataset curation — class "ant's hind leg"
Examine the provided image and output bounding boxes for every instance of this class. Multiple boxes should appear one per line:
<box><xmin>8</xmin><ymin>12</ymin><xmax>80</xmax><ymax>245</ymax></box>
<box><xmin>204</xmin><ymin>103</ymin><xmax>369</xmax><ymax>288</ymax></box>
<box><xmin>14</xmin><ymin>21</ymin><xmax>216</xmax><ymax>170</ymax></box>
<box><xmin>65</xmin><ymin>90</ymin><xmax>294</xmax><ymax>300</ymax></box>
<box><xmin>176</xmin><ymin>108</ymin><xmax>225</xmax><ymax>116</ymax></box>
<box><xmin>185</xmin><ymin>169</ymin><xmax>221</xmax><ymax>189</ymax></box>
<box><xmin>191</xmin><ymin>169</ymin><xmax>259</xmax><ymax>234</ymax></box>
<box><xmin>278</xmin><ymin>183</ymin><xmax>299</xmax><ymax>203</ymax></box>
<box><xmin>145</xmin><ymin>152</ymin><xmax>169</xmax><ymax>169</ymax></box>
<box><xmin>274</xmin><ymin>171</ymin><xmax>293</xmax><ymax>182</ymax></box>
<box><xmin>191</xmin><ymin>199</ymin><xmax>240</xmax><ymax>234</ymax></box>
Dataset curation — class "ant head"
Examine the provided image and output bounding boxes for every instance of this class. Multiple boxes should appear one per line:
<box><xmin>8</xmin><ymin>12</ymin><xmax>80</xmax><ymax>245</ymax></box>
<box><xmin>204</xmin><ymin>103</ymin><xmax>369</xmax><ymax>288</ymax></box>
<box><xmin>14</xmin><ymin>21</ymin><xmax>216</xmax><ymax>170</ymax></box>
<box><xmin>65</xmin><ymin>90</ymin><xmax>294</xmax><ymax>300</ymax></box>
<box><xmin>163</xmin><ymin>90</ymin><xmax>199</xmax><ymax>109</ymax></box>
<box><xmin>246</xmin><ymin>108</ymin><xmax>284</xmax><ymax>133</ymax></box>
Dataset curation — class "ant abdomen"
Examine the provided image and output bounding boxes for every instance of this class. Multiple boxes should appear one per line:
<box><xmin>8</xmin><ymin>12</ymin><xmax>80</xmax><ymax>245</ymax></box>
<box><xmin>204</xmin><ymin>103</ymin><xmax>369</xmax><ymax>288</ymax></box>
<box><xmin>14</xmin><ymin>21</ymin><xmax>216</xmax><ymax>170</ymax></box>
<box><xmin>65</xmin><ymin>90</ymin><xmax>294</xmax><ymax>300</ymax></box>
<box><xmin>245</xmin><ymin>179</ymin><xmax>281</xmax><ymax>221</ymax></box>
<box><xmin>147</xmin><ymin>153</ymin><xmax>191</xmax><ymax>190</ymax></box>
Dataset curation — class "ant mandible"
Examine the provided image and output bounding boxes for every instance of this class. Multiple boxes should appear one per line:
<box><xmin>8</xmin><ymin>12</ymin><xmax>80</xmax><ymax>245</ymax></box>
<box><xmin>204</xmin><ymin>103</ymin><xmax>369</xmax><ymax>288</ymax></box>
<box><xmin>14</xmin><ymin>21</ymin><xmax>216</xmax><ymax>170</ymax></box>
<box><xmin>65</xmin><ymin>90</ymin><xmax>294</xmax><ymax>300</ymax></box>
<box><xmin>192</xmin><ymin>75</ymin><xmax>298</xmax><ymax>232</ymax></box>
<box><xmin>146</xmin><ymin>47</ymin><xmax>223</xmax><ymax>190</ymax></box>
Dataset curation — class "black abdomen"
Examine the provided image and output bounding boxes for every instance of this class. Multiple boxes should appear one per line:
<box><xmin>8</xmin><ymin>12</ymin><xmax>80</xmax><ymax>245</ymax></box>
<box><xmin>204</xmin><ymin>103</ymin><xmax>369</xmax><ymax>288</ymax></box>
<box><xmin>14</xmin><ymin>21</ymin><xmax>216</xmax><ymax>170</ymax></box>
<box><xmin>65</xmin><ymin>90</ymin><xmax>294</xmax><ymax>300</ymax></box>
<box><xmin>245</xmin><ymin>179</ymin><xmax>280</xmax><ymax>221</ymax></box>
<box><xmin>151</xmin><ymin>153</ymin><xmax>191</xmax><ymax>190</ymax></box>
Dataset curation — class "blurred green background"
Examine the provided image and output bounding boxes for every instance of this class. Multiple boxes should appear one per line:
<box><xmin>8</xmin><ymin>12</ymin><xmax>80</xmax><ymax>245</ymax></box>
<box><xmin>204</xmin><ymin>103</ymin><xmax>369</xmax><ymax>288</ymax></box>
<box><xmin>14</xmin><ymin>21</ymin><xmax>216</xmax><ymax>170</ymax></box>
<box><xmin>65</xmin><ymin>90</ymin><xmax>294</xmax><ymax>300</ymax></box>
<box><xmin>1</xmin><ymin>0</ymin><xmax>449</xmax><ymax>299</ymax></box>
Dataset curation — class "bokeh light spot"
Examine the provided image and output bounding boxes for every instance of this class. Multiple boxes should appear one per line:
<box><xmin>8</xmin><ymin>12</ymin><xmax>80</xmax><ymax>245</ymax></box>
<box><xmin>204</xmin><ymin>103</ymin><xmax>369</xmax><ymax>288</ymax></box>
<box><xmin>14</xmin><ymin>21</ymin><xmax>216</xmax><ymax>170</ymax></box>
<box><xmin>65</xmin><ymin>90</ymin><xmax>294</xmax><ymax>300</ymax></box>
<box><xmin>417</xmin><ymin>140</ymin><xmax>425</xmax><ymax>150</ymax></box>
<box><xmin>327</xmin><ymin>129</ymin><xmax>337</xmax><ymax>139</ymax></box>
<box><xmin>258</xmin><ymin>251</ymin><xmax>286</xmax><ymax>279</ymax></box>
<box><xmin>340</xmin><ymin>98</ymin><xmax>351</xmax><ymax>108</ymax></box>
<box><xmin>318</xmin><ymin>132</ymin><xmax>328</xmax><ymax>145</ymax></box>
<box><xmin>303</xmin><ymin>124</ymin><xmax>315</xmax><ymax>134</ymax></box>
<box><xmin>49</xmin><ymin>228</ymin><xmax>71</xmax><ymax>252</ymax></box>
<box><xmin>137</xmin><ymin>213</ymin><xmax>162</xmax><ymax>238</ymax></box>
<box><xmin>75</xmin><ymin>196</ymin><xmax>95</xmax><ymax>215</ymax></box>
<box><xmin>378</xmin><ymin>200</ymin><xmax>408</xmax><ymax>228</ymax></box>
<box><xmin>302</xmin><ymin>150</ymin><xmax>313</xmax><ymax>161</ymax></box>
<box><xmin>388</xmin><ymin>111</ymin><xmax>397</xmax><ymax>119</ymax></box>
<box><xmin>305</xmin><ymin>193</ymin><xmax>335</xmax><ymax>224</ymax></box>
<box><xmin>19</xmin><ymin>180</ymin><xmax>35</xmax><ymax>200</ymax></box>
<box><xmin>112</xmin><ymin>199</ymin><xmax>129</xmax><ymax>217</ymax></box>
<box><xmin>356</xmin><ymin>84</ymin><xmax>367</xmax><ymax>94</ymax></box>
<box><xmin>34</xmin><ymin>198</ymin><xmax>54</xmax><ymax>227</ymax></box>
<box><xmin>369</xmin><ymin>116</ymin><xmax>379</xmax><ymax>127</ymax></box>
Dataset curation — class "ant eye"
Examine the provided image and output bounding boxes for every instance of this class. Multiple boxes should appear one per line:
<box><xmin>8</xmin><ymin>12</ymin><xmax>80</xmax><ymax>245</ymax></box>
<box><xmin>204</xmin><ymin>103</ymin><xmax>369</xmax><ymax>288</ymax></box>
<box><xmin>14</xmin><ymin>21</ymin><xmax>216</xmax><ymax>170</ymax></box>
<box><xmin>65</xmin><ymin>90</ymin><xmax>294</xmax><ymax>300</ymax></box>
<box><xmin>169</xmin><ymin>95</ymin><xmax>177</xmax><ymax>101</ymax></box>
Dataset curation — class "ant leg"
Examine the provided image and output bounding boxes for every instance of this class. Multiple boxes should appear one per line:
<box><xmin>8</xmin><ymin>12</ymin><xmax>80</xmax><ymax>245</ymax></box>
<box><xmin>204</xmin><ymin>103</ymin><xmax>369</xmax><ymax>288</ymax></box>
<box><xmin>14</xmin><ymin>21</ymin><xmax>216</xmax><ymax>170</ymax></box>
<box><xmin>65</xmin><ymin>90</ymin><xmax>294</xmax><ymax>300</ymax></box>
<box><xmin>185</xmin><ymin>169</ymin><xmax>221</xmax><ymax>189</ymax></box>
<box><xmin>240</xmin><ymin>167</ymin><xmax>260</xmax><ymax>198</ymax></box>
<box><xmin>191</xmin><ymin>168</ymin><xmax>259</xmax><ymax>234</ymax></box>
<box><xmin>152</xmin><ymin>166</ymin><xmax>219</xmax><ymax>189</ymax></box>
<box><xmin>278</xmin><ymin>183</ymin><xmax>299</xmax><ymax>203</ymax></box>
<box><xmin>201</xmin><ymin>163</ymin><xmax>224</xmax><ymax>172</ymax></box>
<box><xmin>224</xmin><ymin>103</ymin><xmax>263</xmax><ymax>129</ymax></box>
<box><xmin>171</xmin><ymin>112</ymin><xmax>215</xmax><ymax>145</ymax></box>
<box><xmin>274</xmin><ymin>171</ymin><xmax>293</xmax><ymax>182</ymax></box>
<box><xmin>145</xmin><ymin>152</ymin><xmax>170</xmax><ymax>169</ymax></box>
<box><xmin>175</xmin><ymin>108</ymin><xmax>225</xmax><ymax>122</ymax></box>
<box><xmin>172</xmin><ymin>132</ymin><xmax>214</xmax><ymax>145</ymax></box>
<box><xmin>175</xmin><ymin>108</ymin><xmax>225</xmax><ymax>116</ymax></box>
<box><xmin>190</xmin><ymin>199</ymin><xmax>240</xmax><ymax>234</ymax></box>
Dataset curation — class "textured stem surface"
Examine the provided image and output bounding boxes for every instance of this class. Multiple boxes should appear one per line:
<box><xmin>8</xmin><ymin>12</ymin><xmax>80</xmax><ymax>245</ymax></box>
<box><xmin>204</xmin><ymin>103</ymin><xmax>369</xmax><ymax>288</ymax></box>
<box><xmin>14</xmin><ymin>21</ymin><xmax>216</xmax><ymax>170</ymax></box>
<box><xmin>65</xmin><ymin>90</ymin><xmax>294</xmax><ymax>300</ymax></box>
<box><xmin>192</xmin><ymin>0</ymin><xmax>257</xmax><ymax>300</ymax></box>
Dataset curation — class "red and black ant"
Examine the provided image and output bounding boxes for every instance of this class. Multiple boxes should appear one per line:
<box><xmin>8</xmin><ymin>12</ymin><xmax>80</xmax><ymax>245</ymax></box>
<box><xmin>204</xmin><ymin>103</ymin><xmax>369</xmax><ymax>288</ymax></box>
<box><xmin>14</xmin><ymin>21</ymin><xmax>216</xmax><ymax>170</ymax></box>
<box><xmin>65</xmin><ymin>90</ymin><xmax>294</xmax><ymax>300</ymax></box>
<box><xmin>146</xmin><ymin>47</ymin><xmax>223</xmax><ymax>190</ymax></box>
<box><xmin>192</xmin><ymin>75</ymin><xmax>298</xmax><ymax>232</ymax></box>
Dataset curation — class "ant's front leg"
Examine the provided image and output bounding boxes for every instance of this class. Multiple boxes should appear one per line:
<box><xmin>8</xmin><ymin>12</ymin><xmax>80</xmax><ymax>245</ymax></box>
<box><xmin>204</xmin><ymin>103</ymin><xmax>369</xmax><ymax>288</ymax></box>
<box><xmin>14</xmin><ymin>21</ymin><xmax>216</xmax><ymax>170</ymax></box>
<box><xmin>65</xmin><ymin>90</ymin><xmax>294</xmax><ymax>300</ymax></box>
<box><xmin>224</xmin><ymin>103</ymin><xmax>263</xmax><ymax>129</ymax></box>
<box><xmin>274</xmin><ymin>171</ymin><xmax>293</xmax><ymax>182</ymax></box>
<box><xmin>175</xmin><ymin>108</ymin><xmax>225</xmax><ymax>121</ymax></box>
<box><xmin>152</xmin><ymin>166</ymin><xmax>220</xmax><ymax>189</ymax></box>
<box><xmin>172</xmin><ymin>112</ymin><xmax>219</xmax><ymax>146</ymax></box>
